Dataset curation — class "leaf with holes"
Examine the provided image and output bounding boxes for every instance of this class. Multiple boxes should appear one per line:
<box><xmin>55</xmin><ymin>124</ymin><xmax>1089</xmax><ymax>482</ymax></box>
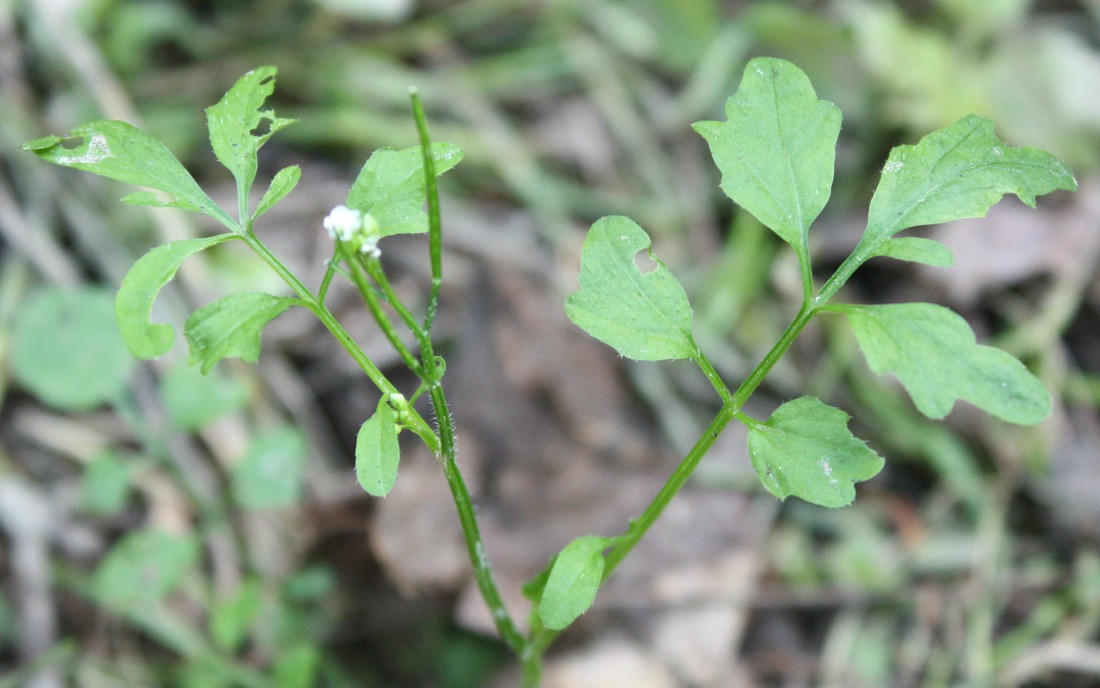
<box><xmin>22</xmin><ymin>123</ymin><xmax>235</xmax><ymax>229</ymax></box>
<box><xmin>206</xmin><ymin>66</ymin><xmax>296</xmax><ymax>200</ymax></box>
<box><xmin>565</xmin><ymin>216</ymin><xmax>695</xmax><ymax>361</ymax></box>
<box><xmin>747</xmin><ymin>397</ymin><xmax>884</xmax><ymax>507</ymax></box>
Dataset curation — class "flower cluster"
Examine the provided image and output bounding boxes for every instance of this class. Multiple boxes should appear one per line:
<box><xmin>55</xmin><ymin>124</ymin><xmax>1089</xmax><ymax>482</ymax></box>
<box><xmin>323</xmin><ymin>205</ymin><xmax>381</xmax><ymax>258</ymax></box>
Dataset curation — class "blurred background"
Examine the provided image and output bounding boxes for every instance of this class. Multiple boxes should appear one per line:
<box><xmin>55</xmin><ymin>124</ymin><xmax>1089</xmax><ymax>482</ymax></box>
<box><xmin>2</xmin><ymin>0</ymin><xmax>1100</xmax><ymax>686</ymax></box>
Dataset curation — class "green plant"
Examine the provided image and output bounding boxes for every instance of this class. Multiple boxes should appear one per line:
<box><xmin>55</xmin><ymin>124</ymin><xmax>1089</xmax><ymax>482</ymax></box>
<box><xmin>22</xmin><ymin>58</ymin><xmax>1075</xmax><ymax>685</ymax></box>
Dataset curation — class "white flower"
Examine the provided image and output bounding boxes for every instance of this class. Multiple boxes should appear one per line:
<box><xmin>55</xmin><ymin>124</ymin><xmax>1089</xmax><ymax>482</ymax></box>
<box><xmin>323</xmin><ymin>205</ymin><xmax>362</xmax><ymax>242</ymax></box>
<box><xmin>324</xmin><ymin>205</ymin><xmax>382</xmax><ymax>258</ymax></box>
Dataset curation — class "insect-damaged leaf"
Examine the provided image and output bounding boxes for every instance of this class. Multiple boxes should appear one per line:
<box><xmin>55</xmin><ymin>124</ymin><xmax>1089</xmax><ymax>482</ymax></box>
<box><xmin>693</xmin><ymin>57</ymin><xmax>841</xmax><ymax>256</ymax></box>
<box><xmin>205</xmin><ymin>66</ymin><xmax>296</xmax><ymax>200</ymax></box>
<box><xmin>22</xmin><ymin>122</ymin><xmax>235</xmax><ymax>229</ymax></box>
<box><xmin>565</xmin><ymin>216</ymin><xmax>696</xmax><ymax>361</ymax></box>
<box><xmin>747</xmin><ymin>397</ymin><xmax>884</xmax><ymax>508</ymax></box>
<box><xmin>843</xmin><ymin>303</ymin><xmax>1051</xmax><ymax>424</ymax></box>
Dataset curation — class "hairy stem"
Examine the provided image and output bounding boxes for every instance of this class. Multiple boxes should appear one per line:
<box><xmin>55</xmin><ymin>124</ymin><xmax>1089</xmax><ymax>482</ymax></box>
<box><xmin>405</xmin><ymin>88</ymin><xmax>525</xmax><ymax>658</ymax></box>
<box><xmin>429</xmin><ymin>383</ymin><xmax>526</xmax><ymax>653</ymax></box>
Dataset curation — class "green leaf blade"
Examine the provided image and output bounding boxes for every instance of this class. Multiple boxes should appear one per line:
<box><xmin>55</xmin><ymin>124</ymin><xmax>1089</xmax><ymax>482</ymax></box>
<box><xmin>345</xmin><ymin>143</ymin><xmax>463</xmax><ymax>237</ymax></box>
<box><xmin>565</xmin><ymin>216</ymin><xmax>696</xmax><ymax>361</ymax></box>
<box><xmin>21</xmin><ymin>121</ymin><xmax>233</xmax><ymax>229</ymax></box>
<box><xmin>844</xmin><ymin>303</ymin><xmax>1051</xmax><ymax>424</ymax></box>
<box><xmin>93</xmin><ymin>529</ymin><xmax>200</xmax><ymax>612</ymax></box>
<box><xmin>538</xmin><ymin>535</ymin><xmax>613</xmax><ymax>631</ymax></box>
<box><xmin>253</xmin><ymin>165</ymin><xmax>301</xmax><ymax>220</ymax></box>
<box><xmin>80</xmin><ymin>451</ymin><xmax>134</xmax><ymax>515</ymax></box>
<box><xmin>115</xmin><ymin>235</ymin><xmax>237</xmax><ymax>359</ymax></box>
<box><xmin>747</xmin><ymin>397</ymin><xmax>884</xmax><ymax>508</ymax></box>
<box><xmin>11</xmin><ymin>287</ymin><xmax>133</xmax><ymax>410</ymax></box>
<box><xmin>231</xmin><ymin>426</ymin><xmax>307</xmax><ymax>510</ymax></box>
<box><xmin>205</xmin><ymin>66</ymin><xmax>296</xmax><ymax>197</ymax></box>
<box><xmin>864</xmin><ymin>115</ymin><xmax>1077</xmax><ymax>247</ymax></box>
<box><xmin>355</xmin><ymin>399</ymin><xmax>401</xmax><ymax>497</ymax></box>
<box><xmin>184</xmin><ymin>292</ymin><xmax>295</xmax><ymax>373</ymax></box>
<box><xmin>871</xmin><ymin>236</ymin><xmax>954</xmax><ymax>267</ymax></box>
<box><xmin>693</xmin><ymin>57</ymin><xmax>841</xmax><ymax>253</ymax></box>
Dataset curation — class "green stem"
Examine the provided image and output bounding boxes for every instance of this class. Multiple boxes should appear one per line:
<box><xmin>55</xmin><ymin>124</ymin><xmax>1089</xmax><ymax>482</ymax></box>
<box><xmin>520</xmin><ymin>649</ymin><xmax>541</xmax><ymax>688</ymax></box>
<box><xmin>693</xmin><ymin>347</ymin><xmax>733</xmax><ymax>405</ymax></box>
<box><xmin>237</xmin><ymin>178</ymin><xmax>250</xmax><ymax>230</ymax></box>
<box><xmin>731</xmin><ymin>302</ymin><xmax>817</xmax><ymax>408</ymax></box>
<box><xmin>528</xmin><ymin>300</ymin><xmax>820</xmax><ymax>658</ymax></box>
<box><xmin>799</xmin><ymin>240</ymin><xmax>814</xmax><ymax>304</ymax></box>
<box><xmin>429</xmin><ymin>383</ymin><xmax>526</xmax><ymax>654</ymax></box>
<box><xmin>816</xmin><ymin>237</ymin><xmax>881</xmax><ymax>305</ymax></box>
<box><xmin>318</xmin><ymin>252</ymin><xmax>339</xmax><ymax>304</ymax></box>
<box><xmin>405</xmin><ymin>89</ymin><xmax>523</xmax><ymax>659</ymax></box>
<box><xmin>364</xmin><ymin>257</ymin><xmax>429</xmax><ymax>345</ymax></box>
<box><xmin>345</xmin><ymin>253</ymin><xmax>425</xmax><ymax>377</ymax></box>
<box><xmin>241</xmin><ymin>232</ymin><xmax>438</xmax><ymax>449</ymax></box>
<box><xmin>410</xmin><ymin>89</ymin><xmax>443</xmax><ymax>334</ymax></box>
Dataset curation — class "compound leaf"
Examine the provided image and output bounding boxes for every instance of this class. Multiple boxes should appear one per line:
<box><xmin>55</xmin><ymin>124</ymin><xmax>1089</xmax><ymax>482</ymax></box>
<box><xmin>116</xmin><ymin>235</ymin><xmax>237</xmax><ymax>359</ymax></box>
<box><xmin>253</xmin><ymin>165</ymin><xmax>301</xmax><ymax>220</ymax></box>
<box><xmin>346</xmin><ymin>143</ymin><xmax>463</xmax><ymax>236</ymax></box>
<box><xmin>863</xmin><ymin>115</ymin><xmax>1076</xmax><ymax>248</ymax></box>
<box><xmin>355</xmin><ymin>398</ymin><xmax>401</xmax><ymax>497</ymax></box>
<box><xmin>747</xmin><ymin>397</ymin><xmax>884</xmax><ymax>508</ymax></box>
<box><xmin>184</xmin><ymin>292</ymin><xmax>295</xmax><ymax>373</ymax></box>
<box><xmin>565</xmin><ymin>216</ymin><xmax>696</xmax><ymax>361</ymax></box>
<box><xmin>843</xmin><ymin>303</ymin><xmax>1050</xmax><ymax>424</ymax></box>
<box><xmin>538</xmin><ymin>535</ymin><xmax>613</xmax><ymax>631</ymax></box>
<box><xmin>693</xmin><ymin>57</ymin><xmax>841</xmax><ymax>254</ymax></box>
<box><xmin>22</xmin><ymin>122</ymin><xmax>234</xmax><ymax>230</ymax></box>
<box><xmin>205</xmin><ymin>66</ymin><xmax>296</xmax><ymax>199</ymax></box>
